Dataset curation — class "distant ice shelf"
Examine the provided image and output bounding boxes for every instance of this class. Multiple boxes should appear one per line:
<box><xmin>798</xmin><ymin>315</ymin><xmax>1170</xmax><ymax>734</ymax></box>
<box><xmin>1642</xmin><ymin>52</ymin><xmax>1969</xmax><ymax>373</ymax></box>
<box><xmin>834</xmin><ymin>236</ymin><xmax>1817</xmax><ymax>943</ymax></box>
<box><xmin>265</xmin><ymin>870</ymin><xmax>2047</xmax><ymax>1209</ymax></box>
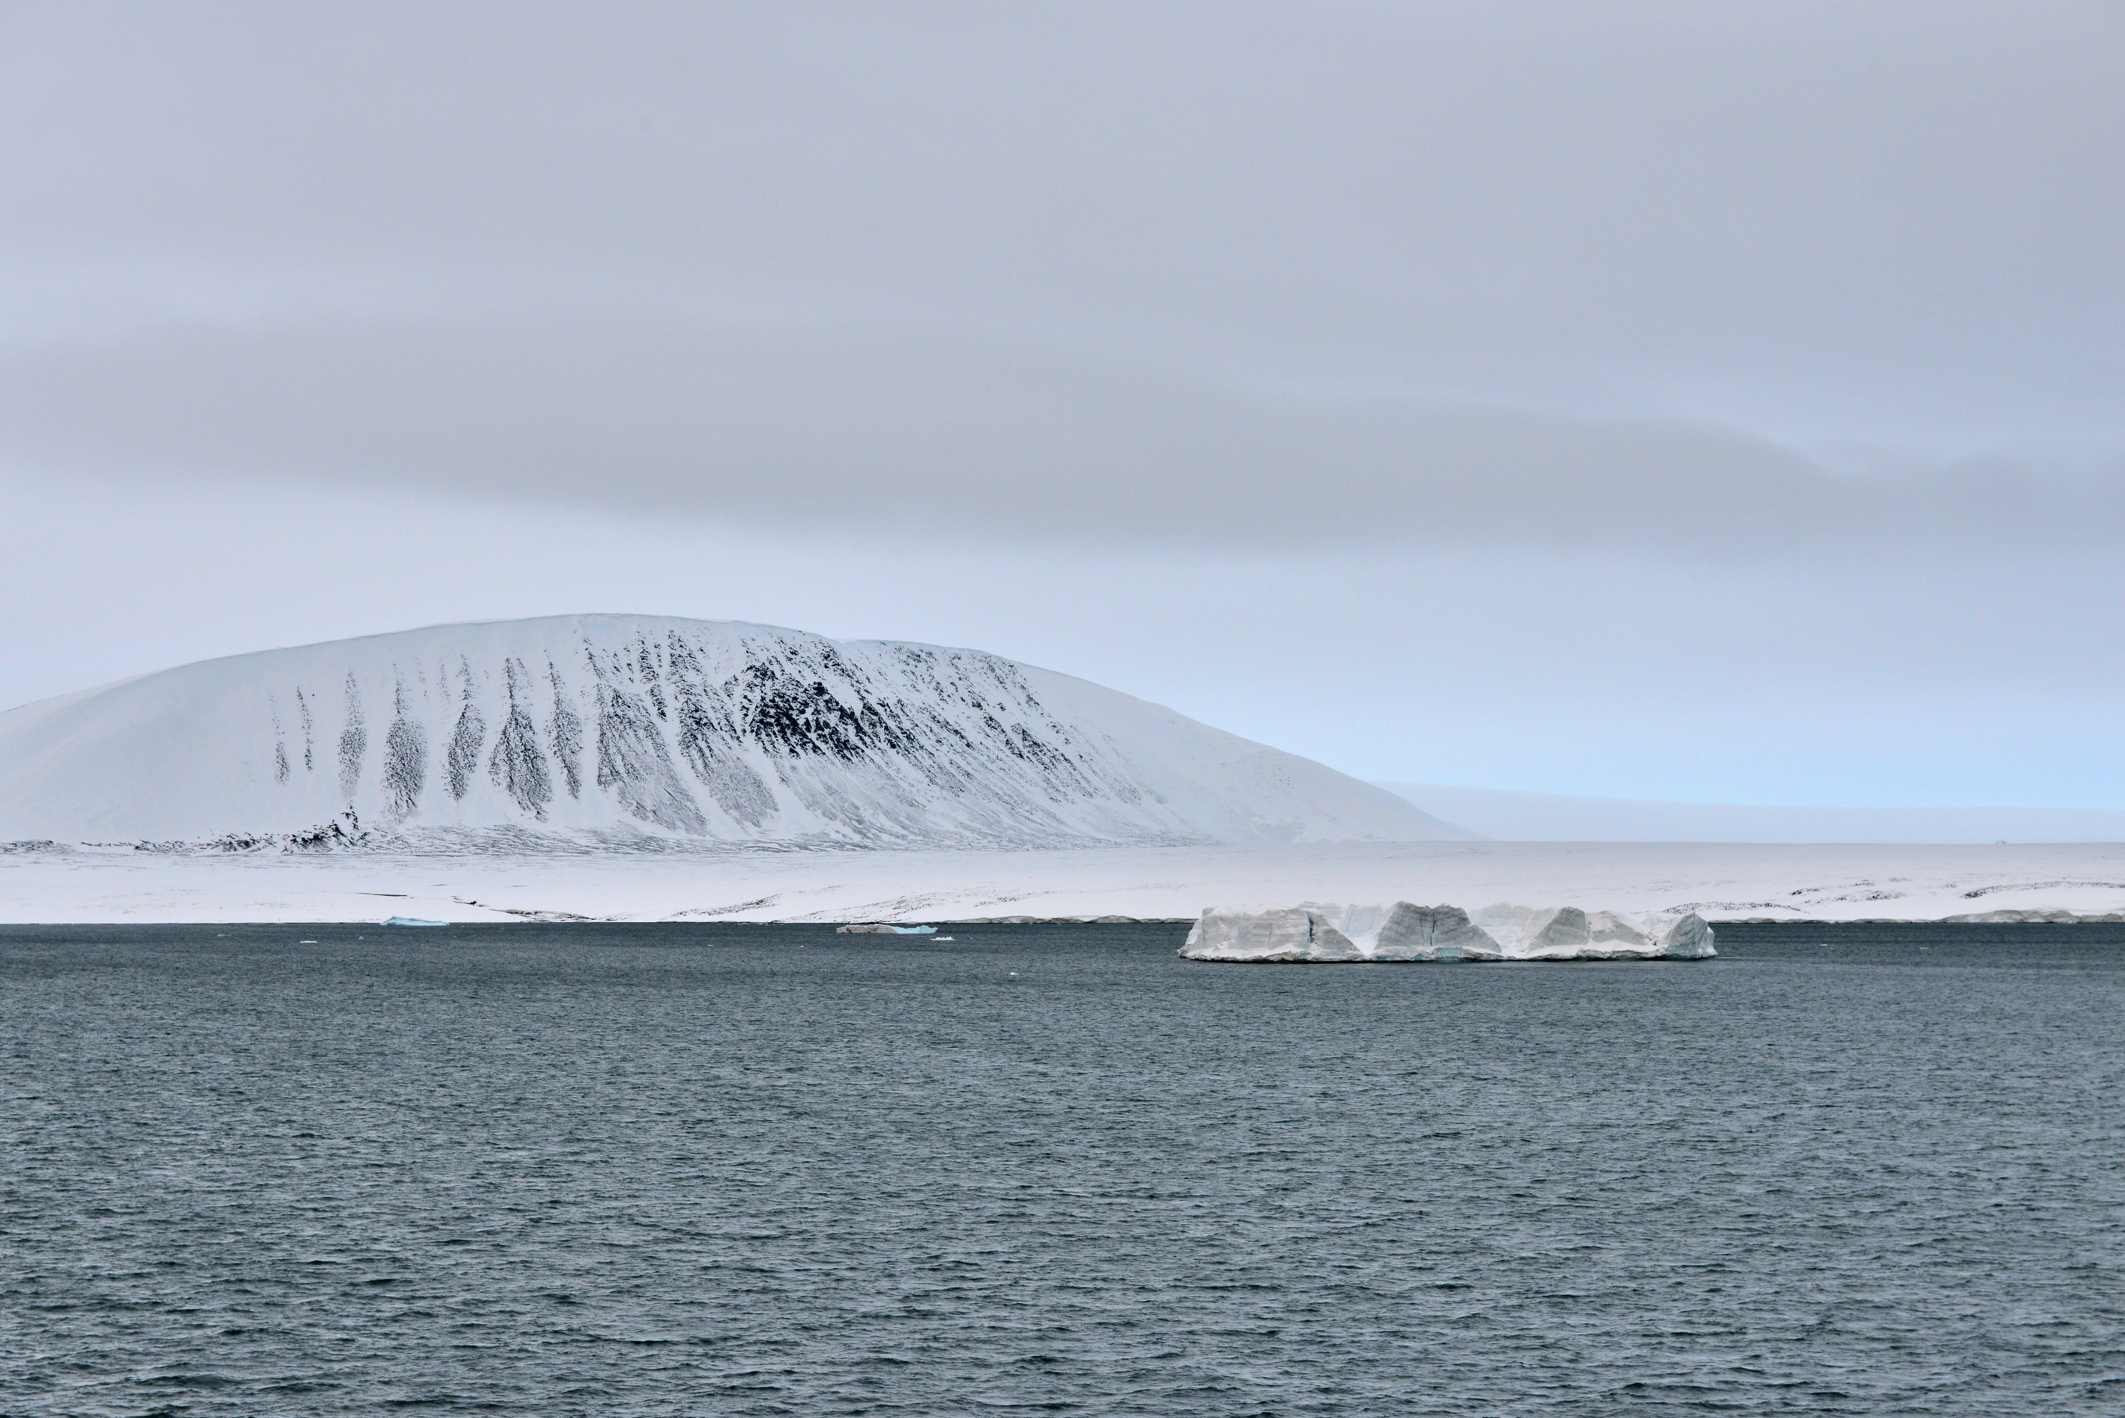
<box><xmin>1181</xmin><ymin>902</ymin><xmax>1715</xmax><ymax>962</ymax></box>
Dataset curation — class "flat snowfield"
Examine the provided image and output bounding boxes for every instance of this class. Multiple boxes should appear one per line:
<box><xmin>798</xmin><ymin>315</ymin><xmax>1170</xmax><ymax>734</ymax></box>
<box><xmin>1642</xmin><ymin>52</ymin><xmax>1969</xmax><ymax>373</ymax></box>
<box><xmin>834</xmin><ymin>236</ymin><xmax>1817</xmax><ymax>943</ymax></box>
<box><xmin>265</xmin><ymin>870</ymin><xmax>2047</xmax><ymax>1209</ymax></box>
<box><xmin>3</xmin><ymin>841</ymin><xmax>2123</xmax><ymax>925</ymax></box>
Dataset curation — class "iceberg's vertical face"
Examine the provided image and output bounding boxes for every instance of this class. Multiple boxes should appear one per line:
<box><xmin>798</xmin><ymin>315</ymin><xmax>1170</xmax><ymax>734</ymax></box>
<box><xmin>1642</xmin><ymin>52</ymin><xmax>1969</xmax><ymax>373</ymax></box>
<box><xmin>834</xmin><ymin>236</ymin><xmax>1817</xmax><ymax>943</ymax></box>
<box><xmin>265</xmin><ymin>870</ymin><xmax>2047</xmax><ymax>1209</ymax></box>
<box><xmin>1182</xmin><ymin>907</ymin><xmax>1361</xmax><ymax>962</ymax></box>
<box><xmin>1527</xmin><ymin>906</ymin><xmax>1592</xmax><ymax>955</ymax></box>
<box><xmin>1476</xmin><ymin>903</ymin><xmax>1712</xmax><ymax>960</ymax></box>
<box><xmin>1307</xmin><ymin>920</ymin><xmax>1363</xmax><ymax>963</ymax></box>
<box><xmin>0</xmin><ymin>614</ymin><xmax>1467</xmax><ymax>847</ymax></box>
<box><xmin>1368</xmin><ymin>903</ymin><xmax>1503</xmax><ymax>961</ymax></box>
<box><xmin>1182</xmin><ymin>903</ymin><xmax>1716</xmax><ymax>962</ymax></box>
<box><xmin>1655</xmin><ymin>913</ymin><xmax>1717</xmax><ymax>959</ymax></box>
<box><xmin>1586</xmin><ymin>911</ymin><xmax>1652</xmax><ymax>947</ymax></box>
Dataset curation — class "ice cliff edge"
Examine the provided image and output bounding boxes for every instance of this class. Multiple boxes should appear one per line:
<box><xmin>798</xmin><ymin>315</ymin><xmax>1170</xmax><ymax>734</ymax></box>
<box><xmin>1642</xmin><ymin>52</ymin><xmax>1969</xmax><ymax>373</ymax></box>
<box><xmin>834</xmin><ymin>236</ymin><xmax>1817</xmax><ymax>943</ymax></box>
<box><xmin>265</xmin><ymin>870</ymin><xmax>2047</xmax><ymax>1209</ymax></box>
<box><xmin>1181</xmin><ymin>902</ymin><xmax>1715</xmax><ymax>962</ymax></box>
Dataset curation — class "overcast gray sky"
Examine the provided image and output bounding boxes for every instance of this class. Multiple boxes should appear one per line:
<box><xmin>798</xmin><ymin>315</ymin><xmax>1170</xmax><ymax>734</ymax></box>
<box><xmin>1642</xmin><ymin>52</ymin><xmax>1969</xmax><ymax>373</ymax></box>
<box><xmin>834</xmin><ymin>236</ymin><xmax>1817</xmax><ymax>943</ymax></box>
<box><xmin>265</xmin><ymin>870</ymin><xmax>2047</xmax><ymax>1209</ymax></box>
<box><xmin>2</xmin><ymin>1</ymin><xmax>2119</xmax><ymax>809</ymax></box>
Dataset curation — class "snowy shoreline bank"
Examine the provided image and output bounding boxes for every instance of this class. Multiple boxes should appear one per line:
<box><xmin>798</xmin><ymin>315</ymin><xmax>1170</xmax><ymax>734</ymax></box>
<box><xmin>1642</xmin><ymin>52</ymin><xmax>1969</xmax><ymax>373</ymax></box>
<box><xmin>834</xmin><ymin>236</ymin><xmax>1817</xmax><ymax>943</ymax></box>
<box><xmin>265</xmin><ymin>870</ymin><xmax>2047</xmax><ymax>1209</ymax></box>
<box><xmin>6</xmin><ymin>840</ymin><xmax>2125</xmax><ymax>927</ymax></box>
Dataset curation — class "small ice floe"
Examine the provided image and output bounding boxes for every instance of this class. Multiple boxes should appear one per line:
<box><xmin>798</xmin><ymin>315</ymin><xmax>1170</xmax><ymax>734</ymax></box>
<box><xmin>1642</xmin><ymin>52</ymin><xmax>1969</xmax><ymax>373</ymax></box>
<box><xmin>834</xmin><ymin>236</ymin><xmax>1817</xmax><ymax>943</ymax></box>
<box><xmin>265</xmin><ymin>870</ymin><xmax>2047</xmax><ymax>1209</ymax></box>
<box><xmin>932</xmin><ymin>935</ymin><xmax>956</xmax><ymax>942</ymax></box>
<box><xmin>382</xmin><ymin>916</ymin><xmax>449</xmax><ymax>928</ymax></box>
<box><xmin>834</xmin><ymin>923</ymin><xmax>938</xmax><ymax>936</ymax></box>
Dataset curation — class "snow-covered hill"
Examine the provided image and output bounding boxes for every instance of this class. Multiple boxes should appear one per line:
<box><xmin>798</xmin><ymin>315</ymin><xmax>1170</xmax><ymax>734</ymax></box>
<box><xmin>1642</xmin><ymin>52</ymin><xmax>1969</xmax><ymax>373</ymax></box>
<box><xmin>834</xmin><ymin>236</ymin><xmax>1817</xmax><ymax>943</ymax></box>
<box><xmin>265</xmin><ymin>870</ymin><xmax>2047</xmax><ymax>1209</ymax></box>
<box><xmin>0</xmin><ymin>615</ymin><xmax>1460</xmax><ymax>848</ymax></box>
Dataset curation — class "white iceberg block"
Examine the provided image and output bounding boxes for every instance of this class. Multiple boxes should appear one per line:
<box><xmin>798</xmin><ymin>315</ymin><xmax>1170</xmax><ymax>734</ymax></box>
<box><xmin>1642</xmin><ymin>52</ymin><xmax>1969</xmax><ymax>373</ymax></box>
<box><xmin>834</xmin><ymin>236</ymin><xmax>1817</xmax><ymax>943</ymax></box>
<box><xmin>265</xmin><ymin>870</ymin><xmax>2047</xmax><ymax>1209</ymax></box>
<box><xmin>1472</xmin><ymin>903</ymin><xmax>1715</xmax><ymax>960</ymax></box>
<box><xmin>1653</xmin><ymin>911</ymin><xmax>1717</xmax><ymax>959</ymax></box>
<box><xmin>1182</xmin><ymin>901</ymin><xmax>1714</xmax><ymax>962</ymax></box>
<box><xmin>1367</xmin><ymin>902</ymin><xmax>1503</xmax><ymax>961</ymax></box>
<box><xmin>1181</xmin><ymin>906</ymin><xmax>1362</xmax><ymax>962</ymax></box>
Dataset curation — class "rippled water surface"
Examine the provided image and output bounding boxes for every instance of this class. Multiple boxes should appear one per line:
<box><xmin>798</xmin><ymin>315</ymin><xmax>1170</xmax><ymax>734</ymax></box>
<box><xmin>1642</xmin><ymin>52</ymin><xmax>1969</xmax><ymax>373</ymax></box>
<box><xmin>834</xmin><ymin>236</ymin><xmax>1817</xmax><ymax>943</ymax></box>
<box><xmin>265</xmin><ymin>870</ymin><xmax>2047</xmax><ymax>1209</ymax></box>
<box><xmin>4</xmin><ymin>921</ymin><xmax>2122</xmax><ymax>1415</ymax></box>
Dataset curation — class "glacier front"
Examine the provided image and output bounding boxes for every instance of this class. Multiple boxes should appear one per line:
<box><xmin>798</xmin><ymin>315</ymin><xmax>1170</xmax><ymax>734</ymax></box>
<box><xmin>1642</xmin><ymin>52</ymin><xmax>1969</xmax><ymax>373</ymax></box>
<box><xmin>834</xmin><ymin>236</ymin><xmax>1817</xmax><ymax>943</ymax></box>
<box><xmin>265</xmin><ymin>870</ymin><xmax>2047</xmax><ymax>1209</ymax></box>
<box><xmin>1180</xmin><ymin>902</ymin><xmax>1716</xmax><ymax>962</ymax></box>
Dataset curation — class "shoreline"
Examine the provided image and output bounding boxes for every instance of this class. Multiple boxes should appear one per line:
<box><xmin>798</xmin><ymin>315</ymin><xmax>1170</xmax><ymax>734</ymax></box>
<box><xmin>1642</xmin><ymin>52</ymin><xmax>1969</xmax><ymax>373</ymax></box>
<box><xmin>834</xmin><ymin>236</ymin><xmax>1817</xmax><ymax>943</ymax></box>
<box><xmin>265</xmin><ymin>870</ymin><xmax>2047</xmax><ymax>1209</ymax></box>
<box><xmin>6</xmin><ymin>912</ymin><xmax>2125</xmax><ymax>930</ymax></box>
<box><xmin>6</xmin><ymin>840</ymin><xmax>2124</xmax><ymax>927</ymax></box>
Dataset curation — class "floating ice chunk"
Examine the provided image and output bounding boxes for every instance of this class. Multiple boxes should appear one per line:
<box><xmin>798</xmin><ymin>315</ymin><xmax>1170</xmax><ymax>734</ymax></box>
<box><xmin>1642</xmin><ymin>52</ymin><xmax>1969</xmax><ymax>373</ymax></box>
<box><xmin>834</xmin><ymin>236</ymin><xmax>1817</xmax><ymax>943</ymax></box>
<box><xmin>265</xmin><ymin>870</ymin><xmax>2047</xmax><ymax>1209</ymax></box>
<box><xmin>1474</xmin><ymin>903</ymin><xmax>1716</xmax><ymax>959</ymax></box>
<box><xmin>1181</xmin><ymin>906</ymin><xmax>1361</xmax><ymax>962</ymax></box>
<box><xmin>1654</xmin><ymin>912</ymin><xmax>1717</xmax><ymax>959</ymax></box>
<box><xmin>1182</xmin><ymin>902</ymin><xmax>1714</xmax><ymax>962</ymax></box>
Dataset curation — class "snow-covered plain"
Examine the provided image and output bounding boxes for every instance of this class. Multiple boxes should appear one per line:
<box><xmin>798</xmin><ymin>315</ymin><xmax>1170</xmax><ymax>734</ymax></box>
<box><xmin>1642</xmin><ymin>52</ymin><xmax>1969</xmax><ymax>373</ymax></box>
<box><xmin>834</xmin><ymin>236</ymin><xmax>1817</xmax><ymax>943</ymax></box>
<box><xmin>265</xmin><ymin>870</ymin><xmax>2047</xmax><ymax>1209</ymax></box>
<box><xmin>4</xmin><ymin>840</ymin><xmax>2123</xmax><ymax>925</ymax></box>
<box><xmin>1380</xmin><ymin>782</ymin><xmax>2125</xmax><ymax>844</ymax></box>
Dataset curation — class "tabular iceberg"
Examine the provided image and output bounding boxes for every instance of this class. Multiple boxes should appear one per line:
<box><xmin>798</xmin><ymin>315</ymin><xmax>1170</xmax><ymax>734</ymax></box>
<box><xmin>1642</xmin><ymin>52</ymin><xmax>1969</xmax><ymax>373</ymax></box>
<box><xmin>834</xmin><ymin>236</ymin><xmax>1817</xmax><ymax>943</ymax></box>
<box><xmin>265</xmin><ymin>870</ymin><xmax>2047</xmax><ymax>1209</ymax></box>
<box><xmin>1180</xmin><ymin>902</ymin><xmax>1715</xmax><ymax>962</ymax></box>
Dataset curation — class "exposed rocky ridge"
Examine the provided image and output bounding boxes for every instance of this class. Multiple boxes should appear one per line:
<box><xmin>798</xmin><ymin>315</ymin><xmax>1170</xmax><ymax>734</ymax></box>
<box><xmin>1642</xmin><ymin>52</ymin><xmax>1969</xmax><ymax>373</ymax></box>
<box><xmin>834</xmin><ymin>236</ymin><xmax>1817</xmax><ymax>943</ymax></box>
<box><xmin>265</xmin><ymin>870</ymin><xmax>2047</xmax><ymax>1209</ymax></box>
<box><xmin>120</xmin><ymin>810</ymin><xmax>371</xmax><ymax>856</ymax></box>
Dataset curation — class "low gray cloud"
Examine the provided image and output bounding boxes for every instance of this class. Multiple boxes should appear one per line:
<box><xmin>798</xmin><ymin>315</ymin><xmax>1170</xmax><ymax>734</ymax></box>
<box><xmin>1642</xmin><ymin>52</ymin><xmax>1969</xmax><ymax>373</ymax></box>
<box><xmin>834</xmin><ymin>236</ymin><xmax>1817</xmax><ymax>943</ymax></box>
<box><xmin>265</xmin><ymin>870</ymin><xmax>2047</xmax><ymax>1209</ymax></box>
<box><xmin>3</xmin><ymin>2</ymin><xmax>2119</xmax><ymax>519</ymax></box>
<box><xmin>4</xmin><ymin>317</ymin><xmax>2118</xmax><ymax>551</ymax></box>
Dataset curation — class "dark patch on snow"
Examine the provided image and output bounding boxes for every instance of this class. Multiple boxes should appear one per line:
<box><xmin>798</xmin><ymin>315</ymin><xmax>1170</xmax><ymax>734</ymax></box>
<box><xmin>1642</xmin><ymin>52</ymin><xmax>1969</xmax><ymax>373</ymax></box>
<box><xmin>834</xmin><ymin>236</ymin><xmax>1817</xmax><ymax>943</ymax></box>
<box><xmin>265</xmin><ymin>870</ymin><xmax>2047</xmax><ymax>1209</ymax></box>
<box><xmin>445</xmin><ymin>658</ymin><xmax>487</xmax><ymax>801</ymax></box>
<box><xmin>130</xmin><ymin>809</ymin><xmax>369</xmax><ymax>855</ymax></box>
<box><xmin>269</xmin><ymin>693</ymin><xmax>292</xmax><ymax>785</ymax></box>
<box><xmin>744</xmin><ymin>669</ymin><xmax>874</xmax><ymax>762</ymax></box>
<box><xmin>382</xmin><ymin>677</ymin><xmax>428</xmax><ymax>820</ymax></box>
<box><xmin>489</xmin><ymin>657</ymin><xmax>552</xmax><ymax>819</ymax></box>
<box><xmin>636</xmin><ymin>635</ymin><xmax>668</xmax><ymax>720</ymax></box>
<box><xmin>666</xmin><ymin>633</ymin><xmax>776</xmax><ymax>829</ymax></box>
<box><xmin>285</xmin><ymin>808</ymin><xmax>368</xmax><ymax>852</ymax></box>
<box><xmin>593</xmin><ymin>668</ymin><xmax>706</xmax><ymax>834</ymax></box>
<box><xmin>337</xmin><ymin>674</ymin><xmax>366</xmax><ymax>798</ymax></box>
<box><xmin>547</xmin><ymin>658</ymin><xmax>585</xmax><ymax>800</ymax></box>
<box><xmin>1961</xmin><ymin>879</ymin><xmax>2125</xmax><ymax>898</ymax></box>
<box><xmin>296</xmin><ymin>686</ymin><xmax>315</xmax><ymax>772</ymax></box>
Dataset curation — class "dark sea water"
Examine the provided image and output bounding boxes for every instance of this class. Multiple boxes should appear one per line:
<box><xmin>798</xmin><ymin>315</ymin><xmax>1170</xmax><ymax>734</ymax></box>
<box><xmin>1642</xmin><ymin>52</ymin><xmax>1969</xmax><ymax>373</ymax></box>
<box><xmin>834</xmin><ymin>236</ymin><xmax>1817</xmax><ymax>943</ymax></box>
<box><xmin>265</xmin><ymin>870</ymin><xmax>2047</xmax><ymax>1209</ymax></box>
<box><xmin>3</xmin><ymin>921</ymin><xmax>2121</xmax><ymax>1417</ymax></box>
